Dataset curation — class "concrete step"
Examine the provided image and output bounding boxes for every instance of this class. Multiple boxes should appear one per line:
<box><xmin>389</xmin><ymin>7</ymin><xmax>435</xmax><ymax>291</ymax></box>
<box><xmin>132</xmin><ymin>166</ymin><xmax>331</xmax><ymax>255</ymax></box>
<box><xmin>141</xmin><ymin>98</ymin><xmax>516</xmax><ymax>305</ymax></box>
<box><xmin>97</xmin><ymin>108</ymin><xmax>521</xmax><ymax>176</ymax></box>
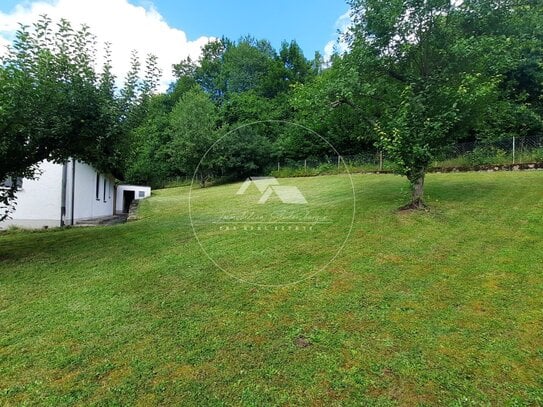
<box><xmin>76</xmin><ymin>214</ymin><xmax>128</xmax><ymax>226</ymax></box>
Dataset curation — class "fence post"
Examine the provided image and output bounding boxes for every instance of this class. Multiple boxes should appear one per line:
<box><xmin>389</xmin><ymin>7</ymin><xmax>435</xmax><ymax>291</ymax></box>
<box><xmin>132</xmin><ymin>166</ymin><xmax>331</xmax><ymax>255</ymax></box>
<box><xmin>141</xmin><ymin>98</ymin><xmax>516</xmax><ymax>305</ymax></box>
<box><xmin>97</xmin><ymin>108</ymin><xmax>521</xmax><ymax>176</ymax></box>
<box><xmin>337</xmin><ymin>155</ymin><xmax>341</xmax><ymax>170</ymax></box>
<box><xmin>379</xmin><ymin>151</ymin><xmax>383</xmax><ymax>171</ymax></box>
<box><xmin>277</xmin><ymin>162</ymin><xmax>280</xmax><ymax>171</ymax></box>
<box><xmin>304</xmin><ymin>159</ymin><xmax>307</xmax><ymax>171</ymax></box>
<box><xmin>513</xmin><ymin>136</ymin><xmax>517</xmax><ymax>164</ymax></box>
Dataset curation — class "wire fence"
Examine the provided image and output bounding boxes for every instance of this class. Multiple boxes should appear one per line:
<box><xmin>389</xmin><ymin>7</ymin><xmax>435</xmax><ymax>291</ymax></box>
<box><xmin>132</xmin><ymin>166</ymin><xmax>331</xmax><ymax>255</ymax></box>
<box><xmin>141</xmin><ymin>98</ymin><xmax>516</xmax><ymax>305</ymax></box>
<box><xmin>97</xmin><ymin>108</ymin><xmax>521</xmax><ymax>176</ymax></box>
<box><xmin>273</xmin><ymin>134</ymin><xmax>543</xmax><ymax>176</ymax></box>
<box><xmin>441</xmin><ymin>134</ymin><xmax>543</xmax><ymax>165</ymax></box>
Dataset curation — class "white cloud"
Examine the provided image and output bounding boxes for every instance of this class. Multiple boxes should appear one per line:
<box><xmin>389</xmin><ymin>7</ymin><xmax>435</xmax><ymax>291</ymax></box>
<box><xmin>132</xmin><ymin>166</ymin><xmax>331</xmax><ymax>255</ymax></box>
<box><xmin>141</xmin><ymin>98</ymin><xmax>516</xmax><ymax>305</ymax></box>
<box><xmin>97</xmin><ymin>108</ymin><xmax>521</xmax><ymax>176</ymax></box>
<box><xmin>0</xmin><ymin>35</ymin><xmax>9</xmax><ymax>53</ymax></box>
<box><xmin>323</xmin><ymin>11</ymin><xmax>352</xmax><ymax>63</ymax></box>
<box><xmin>0</xmin><ymin>0</ymin><xmax>213</xmax><ymax>91</ymax></box>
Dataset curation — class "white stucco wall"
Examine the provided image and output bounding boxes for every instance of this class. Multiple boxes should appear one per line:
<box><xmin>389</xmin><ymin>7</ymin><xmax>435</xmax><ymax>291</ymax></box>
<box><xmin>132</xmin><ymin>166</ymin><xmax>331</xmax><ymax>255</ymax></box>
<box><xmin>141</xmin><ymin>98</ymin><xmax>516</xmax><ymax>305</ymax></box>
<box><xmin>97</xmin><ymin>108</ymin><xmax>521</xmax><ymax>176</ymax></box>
<box><xmin>116</xmin><ymin>185</ymin><xmax>151</xmax><ymax>213</ymax></box>
<box><xmin>0</xmin><ymin>159</ymin><xmax>114</xmax><ymax>229</ymax></box>
<box><xmin>0</xmin><ymin>161</ymin><xmax>63</xmax><ymax>229</ymax></box>
<box><xmin>65</xmin><ymin>160</ymin><xmax>114</xmax><ymax>223</ymax></box>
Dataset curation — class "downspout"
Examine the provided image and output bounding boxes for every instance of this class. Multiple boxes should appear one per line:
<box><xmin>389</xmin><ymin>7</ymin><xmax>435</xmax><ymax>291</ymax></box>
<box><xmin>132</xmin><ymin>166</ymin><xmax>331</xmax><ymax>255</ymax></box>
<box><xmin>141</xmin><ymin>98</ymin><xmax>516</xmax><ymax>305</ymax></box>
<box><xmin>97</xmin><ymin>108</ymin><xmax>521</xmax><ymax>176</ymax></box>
<box><xmin>112</xmin><ymin>181</ymin><xmax>117</xmax><ymax>215</ymax></box>
<box><xmin>60</xmin><ymin>161</ymin><xmax>68</xmax><ymax>227</ymax></box>
<box><xmin>70</xmin><ymin>159</ymin><xmax>76</xmax><ymax>226</ymax></box>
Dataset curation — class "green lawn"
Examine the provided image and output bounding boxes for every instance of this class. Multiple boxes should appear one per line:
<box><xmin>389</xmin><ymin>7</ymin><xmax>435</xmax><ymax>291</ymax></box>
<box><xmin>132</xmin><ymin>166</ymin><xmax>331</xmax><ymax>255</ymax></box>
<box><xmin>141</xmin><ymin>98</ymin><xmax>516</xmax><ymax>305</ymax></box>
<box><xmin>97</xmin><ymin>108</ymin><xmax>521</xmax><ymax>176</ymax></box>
<box><xmin>1</xmin><ymin>172</ymin><xmax>543</xmax><ymax>406</ymax></box>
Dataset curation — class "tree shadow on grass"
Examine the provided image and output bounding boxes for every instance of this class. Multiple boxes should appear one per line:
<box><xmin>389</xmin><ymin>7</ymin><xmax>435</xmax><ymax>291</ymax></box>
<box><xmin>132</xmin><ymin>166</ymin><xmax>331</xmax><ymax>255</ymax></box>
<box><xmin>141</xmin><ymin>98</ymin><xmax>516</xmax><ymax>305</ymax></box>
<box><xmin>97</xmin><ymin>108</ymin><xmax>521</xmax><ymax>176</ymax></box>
<box><xmin>0</xmin><ymin>225</ymin><xmax>138</xmax><ymax>266</ymax></box>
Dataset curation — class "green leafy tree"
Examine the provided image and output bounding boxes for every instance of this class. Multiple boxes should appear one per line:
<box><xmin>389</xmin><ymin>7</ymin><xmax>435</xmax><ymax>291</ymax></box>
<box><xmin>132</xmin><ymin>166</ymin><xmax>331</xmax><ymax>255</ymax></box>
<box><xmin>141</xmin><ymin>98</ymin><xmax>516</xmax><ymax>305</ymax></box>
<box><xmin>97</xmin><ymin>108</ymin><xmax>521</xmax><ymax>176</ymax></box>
<box><xmin>288</xmin><ymin>56</ymin><xmax>372</xmax><ymax>159</ymax></box>
<box><xmin>0</xmin><ymin>15</ymin><xmax>160</xmax><ymax>220</ymax></box>
<box><xmin>124</xmin><ymin>95</ymin><xmax>174</xmax><ymax>187</ymax></box>
<box><xmin>210</xmin><ymin>124</ymin><xmax>275</xmax><ymax>179</ymax></box>
<box><xmin>220</xmin><ymin>91</ymin><xmax>285</xmax><ymax>125</ymax></box>
<box><xmin>345</xmin><ymin>0</ymin><xmax>540</xmax><ymax>208</ymax></box>
<box><xmin>174</xmin><ymin>37</ymin><xmax>314</xmax><ymax>104</ymax></box>
<box><xmin>169</xmin><ymin>88</ymin><xmax>219</xmax><ymax>186</ymax></box>
<box><xmin>0</xmin><ymin>16</ymin><xmax>105</xmax><ymax>219</ymax></box>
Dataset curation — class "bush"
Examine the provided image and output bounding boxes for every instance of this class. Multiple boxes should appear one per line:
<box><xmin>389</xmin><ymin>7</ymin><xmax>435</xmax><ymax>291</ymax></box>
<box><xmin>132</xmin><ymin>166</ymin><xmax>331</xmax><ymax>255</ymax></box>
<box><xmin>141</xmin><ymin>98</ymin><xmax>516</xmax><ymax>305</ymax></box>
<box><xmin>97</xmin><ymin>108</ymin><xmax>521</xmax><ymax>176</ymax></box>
<box><xmin>465</xmin><ymin>146</ymin><xmax>509</xmax><ymax>166</ymax></box>
<box><xmin>529</xmin><ymin>147</ymin><xmax>543</xmax><ymax>162</ymax></box>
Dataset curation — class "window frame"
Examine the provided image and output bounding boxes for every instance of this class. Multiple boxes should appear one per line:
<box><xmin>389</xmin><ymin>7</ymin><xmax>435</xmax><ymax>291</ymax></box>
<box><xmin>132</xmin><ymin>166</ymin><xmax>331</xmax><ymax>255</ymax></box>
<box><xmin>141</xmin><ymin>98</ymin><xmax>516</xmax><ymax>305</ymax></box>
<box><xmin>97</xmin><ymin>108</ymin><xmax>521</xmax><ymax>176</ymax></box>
<box><xmin>95</xmin><ymin>173</ymin><xmax>100</xmax><ymax>201</ymax></box>
<box><xmin>0</xmin><ymin>177</ymin><xmax>23</xmax><ymax>190</ymax></box>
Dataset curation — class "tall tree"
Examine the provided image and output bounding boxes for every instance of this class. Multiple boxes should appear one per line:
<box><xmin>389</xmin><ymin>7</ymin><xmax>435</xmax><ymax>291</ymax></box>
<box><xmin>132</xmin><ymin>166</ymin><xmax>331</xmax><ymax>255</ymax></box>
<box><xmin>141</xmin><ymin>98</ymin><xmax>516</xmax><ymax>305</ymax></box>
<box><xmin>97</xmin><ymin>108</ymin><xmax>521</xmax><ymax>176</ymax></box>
<box><xmin>125</xmin><ymin>94</ymin><xmax>174</xmax><ymax>187</ymax></box>
<box><xmin>168</xmin><ymin>87</ymin><xmax>219</xmax><ymax>186</ymax></box>
<box><xmin>346</xmin><ymin>0</ymin><xmax>541</xmax><ymax>208</ymax></box>
<box><xmin>174</xmin><ymin>37</ymin><xmax>315</xmax><ymax>104</ymax></box>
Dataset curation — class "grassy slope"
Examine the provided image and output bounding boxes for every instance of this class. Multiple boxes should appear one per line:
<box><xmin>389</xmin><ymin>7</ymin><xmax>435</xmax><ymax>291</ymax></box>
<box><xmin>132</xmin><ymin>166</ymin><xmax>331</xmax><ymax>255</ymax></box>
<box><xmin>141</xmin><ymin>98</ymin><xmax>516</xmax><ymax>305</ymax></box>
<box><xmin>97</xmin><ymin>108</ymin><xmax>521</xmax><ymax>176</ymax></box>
<box><xmin>1</xmin><ymin>172</ymin><xmax>542</xmax><ymax>406</ymax></box>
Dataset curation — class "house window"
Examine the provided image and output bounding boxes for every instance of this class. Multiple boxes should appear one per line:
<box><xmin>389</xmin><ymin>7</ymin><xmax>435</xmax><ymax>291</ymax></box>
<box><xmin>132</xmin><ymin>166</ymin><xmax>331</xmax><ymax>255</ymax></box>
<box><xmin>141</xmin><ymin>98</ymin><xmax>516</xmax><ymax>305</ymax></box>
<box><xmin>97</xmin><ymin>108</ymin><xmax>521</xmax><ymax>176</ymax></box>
<box><xmin>103</xmin><ymin>178</ymin><xmax>107</xmax><ymax>202</ymax></box>
<box><xmin>96</xmin><ymin>173</ymin><xmax>100</xmax><ymax>200</ymax></box>
<box><xmin>1</xmin><ymin>177</ymin><xmax>23</xmax><ymax>189</ymax></box>
<box><xmin>138</xmin><ymin>191</ymin><xmax>145</xmax><ymax>198</ymax></box>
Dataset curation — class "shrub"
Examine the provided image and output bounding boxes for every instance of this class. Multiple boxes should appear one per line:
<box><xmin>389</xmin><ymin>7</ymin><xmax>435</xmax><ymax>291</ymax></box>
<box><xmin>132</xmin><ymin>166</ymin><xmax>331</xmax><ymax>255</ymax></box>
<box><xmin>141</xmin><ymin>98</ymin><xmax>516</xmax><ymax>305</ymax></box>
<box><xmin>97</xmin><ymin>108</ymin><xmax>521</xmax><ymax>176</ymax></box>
<box><xmin>465</xmin><ymin>146</ymin><xmax>509</xmax><ymax>166</ymax></box>
<box><xmin>530</xmin><ymin>147</ymin><xmax>543</xmax><ymax>162</ymax></box>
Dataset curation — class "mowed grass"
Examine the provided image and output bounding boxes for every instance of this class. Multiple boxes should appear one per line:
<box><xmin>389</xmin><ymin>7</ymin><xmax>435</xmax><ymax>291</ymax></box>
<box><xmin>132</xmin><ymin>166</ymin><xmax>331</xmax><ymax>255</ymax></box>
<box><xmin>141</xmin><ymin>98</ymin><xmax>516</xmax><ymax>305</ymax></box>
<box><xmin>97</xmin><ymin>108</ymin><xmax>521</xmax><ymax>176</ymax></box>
<box><xmin>1</xmin><ymin>171</ymin><xmax>543</xmax><ymax>406</ymax></box>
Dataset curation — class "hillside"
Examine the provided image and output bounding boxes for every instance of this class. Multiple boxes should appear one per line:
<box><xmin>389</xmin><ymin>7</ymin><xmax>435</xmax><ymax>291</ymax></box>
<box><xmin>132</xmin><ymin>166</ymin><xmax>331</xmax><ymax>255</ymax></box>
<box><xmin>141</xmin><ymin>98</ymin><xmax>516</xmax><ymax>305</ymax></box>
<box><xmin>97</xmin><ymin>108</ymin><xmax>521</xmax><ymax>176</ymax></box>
<box><xmin>1</xmin><ymin>172</ymin><xmax>543</xmax><ymax>405</ymax></box>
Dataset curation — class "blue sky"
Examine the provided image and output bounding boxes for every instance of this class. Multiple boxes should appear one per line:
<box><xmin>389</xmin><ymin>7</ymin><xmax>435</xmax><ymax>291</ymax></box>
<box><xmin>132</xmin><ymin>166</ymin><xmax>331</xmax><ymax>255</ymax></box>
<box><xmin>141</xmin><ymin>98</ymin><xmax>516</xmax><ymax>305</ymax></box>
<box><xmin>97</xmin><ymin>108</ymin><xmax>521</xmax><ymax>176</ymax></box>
<box><xmin>138</xmin><ymin>0</ymin><xmax>349</xmax><ymax>56</ymax></box>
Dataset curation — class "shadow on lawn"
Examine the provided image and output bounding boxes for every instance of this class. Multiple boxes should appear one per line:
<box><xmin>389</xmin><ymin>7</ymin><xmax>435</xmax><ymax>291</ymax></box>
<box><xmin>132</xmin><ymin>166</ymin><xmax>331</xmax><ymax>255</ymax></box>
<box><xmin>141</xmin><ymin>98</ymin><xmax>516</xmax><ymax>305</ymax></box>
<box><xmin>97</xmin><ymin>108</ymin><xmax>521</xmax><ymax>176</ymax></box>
<box><xmin>0</xmin><ymin>225</ymin><xmax>132</xmax><ymax>265</ymax></box>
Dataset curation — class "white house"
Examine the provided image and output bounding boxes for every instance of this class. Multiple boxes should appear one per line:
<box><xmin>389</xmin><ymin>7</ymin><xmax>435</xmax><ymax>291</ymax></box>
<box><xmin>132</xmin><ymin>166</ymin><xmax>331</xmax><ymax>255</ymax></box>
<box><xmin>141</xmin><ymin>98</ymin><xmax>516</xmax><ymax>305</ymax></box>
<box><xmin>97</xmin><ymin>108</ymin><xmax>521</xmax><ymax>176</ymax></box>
<box><xmin>0</xmin><ymin>160</ymin><xmax>114</xmax><ymax>229</ymax></box>
<box><xmin>0</xmin><ymin>160</ymin><xmax>151</xmax><ymax>229</ymax></box>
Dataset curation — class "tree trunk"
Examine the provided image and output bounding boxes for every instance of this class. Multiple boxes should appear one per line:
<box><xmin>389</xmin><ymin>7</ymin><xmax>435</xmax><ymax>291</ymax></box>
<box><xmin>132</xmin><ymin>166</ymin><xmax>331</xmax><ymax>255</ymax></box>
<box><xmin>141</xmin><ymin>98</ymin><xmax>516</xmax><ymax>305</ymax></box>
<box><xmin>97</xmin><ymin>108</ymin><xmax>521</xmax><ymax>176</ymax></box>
<box><xmin>199</xmin><ymin>171</ymin><xmax>211</xmax><ymax>188</ymax></box>
<box><xmin>402</xmin><ymin>168</ymin><xmax>427</xmax><ymax>210</ymax></box>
